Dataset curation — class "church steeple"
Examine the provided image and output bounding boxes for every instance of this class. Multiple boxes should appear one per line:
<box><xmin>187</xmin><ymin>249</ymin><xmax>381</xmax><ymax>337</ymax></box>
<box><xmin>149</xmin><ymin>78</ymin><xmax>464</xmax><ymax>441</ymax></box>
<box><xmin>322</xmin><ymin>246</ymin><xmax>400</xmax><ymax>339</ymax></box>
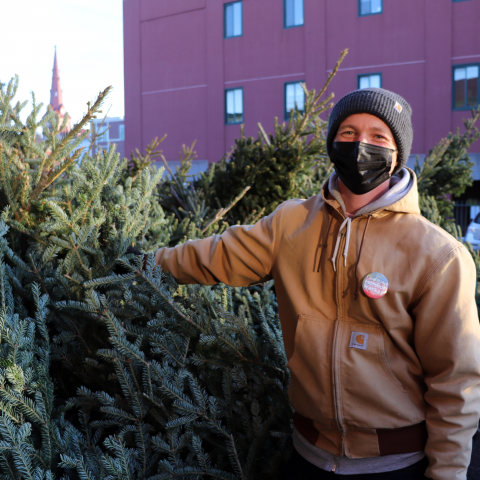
<box><xmin>49</xmin><ymin>47</ymin><xmax>71</xmax><ymax>133</ymax></box>
<box><xmin>50</xmin><ymin>47</ymin><xmax>63</xmax><ymax>110</ymax></box>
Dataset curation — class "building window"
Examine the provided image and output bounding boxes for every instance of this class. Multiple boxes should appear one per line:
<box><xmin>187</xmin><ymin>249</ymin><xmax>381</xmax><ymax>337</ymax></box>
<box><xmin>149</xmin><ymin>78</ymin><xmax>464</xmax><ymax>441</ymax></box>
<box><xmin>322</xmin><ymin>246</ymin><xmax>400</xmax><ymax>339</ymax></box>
<box><xmin>119</xmin><ymin>124</ymin><xmax>125</xmax><ymax>141</ymax></box>
<box><xmin>225</xmin><ymin>1</ymin><xmax>242</xmax><ymax>38</ymax></box>
<box><xmin>453</xmin><ymin>0</ymin><xmax>470</xmax><ymax>2</ymax></box>
<box><xmin>285</xmin><ymin>82</ymin><xmax>305</xmax><ymax>119</ymax></box>
<box><xmin>453</xmin><ymin>64</ymin><xmax>479</xmax><ymax>110</ymax></box>
<box><xmin>97</xmin><ymin>123</ymin><xmax>109</xmax><ymax>143</ymax></box>
<box><xmin>359</xmin><ymin>0</ymin><xmax>382</xmax><ymax>16</ymax></box>
<box><xmin>358</xmin><ymin>73</ymin><xmax>382</xmax><ymax>90</ymax></box>
<box><xmin>284</xmin><ymin>0</ymin><xmax>304</xmax><ymax>28</ymax></box>
<box><xmin>225</xmin><ymin>88</ymin><xmax>243</xmax><ymax>124</ymax></box>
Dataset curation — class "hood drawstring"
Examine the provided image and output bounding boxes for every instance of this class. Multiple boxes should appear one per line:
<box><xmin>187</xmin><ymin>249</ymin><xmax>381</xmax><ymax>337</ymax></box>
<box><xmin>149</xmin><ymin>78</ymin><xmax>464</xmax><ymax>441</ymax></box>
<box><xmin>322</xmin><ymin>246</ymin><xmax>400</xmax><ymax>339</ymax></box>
<box><xmin>354</xmin><ymin>215</ymin><xmax>372</xmax><ymax>300</ymax></box>
<box><xmin>316</xmin><ymin>216</ymin><xmax>333</xmax><ymax>273</ymax></box>
<box><xmin>331</xmin><ymin>216</ymin><xmax>352</xmax><ymax>272</ymax></box>
<box><xmin>329</xmin><ymin>214</ymin><xmax>373</xmax><ymax>299</ymax></box>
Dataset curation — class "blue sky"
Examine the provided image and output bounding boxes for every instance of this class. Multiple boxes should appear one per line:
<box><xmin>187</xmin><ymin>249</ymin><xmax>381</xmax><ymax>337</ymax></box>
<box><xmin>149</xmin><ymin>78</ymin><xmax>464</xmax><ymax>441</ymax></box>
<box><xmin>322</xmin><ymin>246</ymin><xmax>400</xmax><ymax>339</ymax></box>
<box><xmin>1</xmin><ymin>0</ymin><xmax>124</xmax><ymax>125</ymax></box>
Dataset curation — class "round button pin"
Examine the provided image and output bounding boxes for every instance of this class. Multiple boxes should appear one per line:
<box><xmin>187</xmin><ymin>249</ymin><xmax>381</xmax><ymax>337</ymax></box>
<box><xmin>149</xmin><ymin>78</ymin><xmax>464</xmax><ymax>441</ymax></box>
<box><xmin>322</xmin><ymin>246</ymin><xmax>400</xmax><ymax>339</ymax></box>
<box><xmin>362</xmin><ymin>272</ymin><xmax>388</xmax><ymax>299</ymax></box>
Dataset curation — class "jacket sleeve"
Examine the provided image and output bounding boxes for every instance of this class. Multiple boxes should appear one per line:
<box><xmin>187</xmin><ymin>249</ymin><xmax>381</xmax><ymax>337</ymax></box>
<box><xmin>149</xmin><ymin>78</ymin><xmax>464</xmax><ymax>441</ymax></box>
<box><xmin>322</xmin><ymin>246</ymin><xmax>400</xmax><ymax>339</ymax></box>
<box><xmin>154</xmin><ymin>208</ymin><xmax>279</xmax><ymax>287</ymax></box>
<box><xmin>412</xmin><ymin>244</ymin><xmax>480</xmax><ymax>480</ymax></box>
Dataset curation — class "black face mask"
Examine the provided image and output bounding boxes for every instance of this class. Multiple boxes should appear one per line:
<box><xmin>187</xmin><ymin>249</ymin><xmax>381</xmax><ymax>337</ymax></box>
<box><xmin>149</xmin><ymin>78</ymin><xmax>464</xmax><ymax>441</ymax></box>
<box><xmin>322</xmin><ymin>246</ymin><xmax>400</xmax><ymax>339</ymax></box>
<box><xmin>330</xmin><ymin>141</ymin><xmax>396</xmax><ymax>195</ymax></box>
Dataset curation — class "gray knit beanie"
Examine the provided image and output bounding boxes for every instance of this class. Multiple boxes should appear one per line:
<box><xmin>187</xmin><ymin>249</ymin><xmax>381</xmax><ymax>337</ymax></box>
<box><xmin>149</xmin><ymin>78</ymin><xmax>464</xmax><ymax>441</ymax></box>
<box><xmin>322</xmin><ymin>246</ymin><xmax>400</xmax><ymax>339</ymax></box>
<box><xmin>326</xmin><ymin>88</ymin><xmax>413</xmax><ymax>174</ymax></box>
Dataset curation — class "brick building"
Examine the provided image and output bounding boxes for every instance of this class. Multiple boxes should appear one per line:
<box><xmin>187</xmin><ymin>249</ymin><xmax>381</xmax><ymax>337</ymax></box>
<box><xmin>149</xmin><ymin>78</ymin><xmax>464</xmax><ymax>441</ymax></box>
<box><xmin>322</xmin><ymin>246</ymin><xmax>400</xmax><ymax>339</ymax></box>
<box><xmin>123</xmin><ymin>0</ymin><xmax>480</xmax><ymax>188</ymax></box>
<box><xmin>91</xmin><ymin>117</ymin><xmax>125</xmax><ymax>159</ymax></box>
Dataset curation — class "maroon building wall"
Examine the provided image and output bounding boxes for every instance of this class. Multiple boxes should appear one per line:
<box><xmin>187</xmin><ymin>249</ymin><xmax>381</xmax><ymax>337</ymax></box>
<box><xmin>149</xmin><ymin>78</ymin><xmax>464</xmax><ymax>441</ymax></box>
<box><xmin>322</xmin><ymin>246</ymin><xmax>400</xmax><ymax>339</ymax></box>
<box><xmin>123</xmin><ymin>0</ymin><xmax>480</xmax><ymax>169</ymax></box>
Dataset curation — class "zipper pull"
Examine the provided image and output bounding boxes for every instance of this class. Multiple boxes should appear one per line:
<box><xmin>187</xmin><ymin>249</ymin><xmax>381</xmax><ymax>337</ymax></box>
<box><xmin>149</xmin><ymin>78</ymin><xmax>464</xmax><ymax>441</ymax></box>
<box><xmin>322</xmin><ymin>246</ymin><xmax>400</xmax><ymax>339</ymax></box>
<box><xmin>332</xmin><ymin>458</ymin><xmax>336</xmax><ymax>472</ymax></box>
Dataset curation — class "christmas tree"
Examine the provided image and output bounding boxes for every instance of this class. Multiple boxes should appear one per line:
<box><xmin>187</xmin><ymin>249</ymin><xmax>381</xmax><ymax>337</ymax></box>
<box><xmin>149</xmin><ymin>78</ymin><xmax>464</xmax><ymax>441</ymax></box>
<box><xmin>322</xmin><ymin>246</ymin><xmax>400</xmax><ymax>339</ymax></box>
<box><xmin>0</xmin><ymin>76</ymin><xmax>291</xmax><ymax>479</ymax></box>
<box><xmin>0</xmin><ymin>57</ymin><xmax>478</xmax><ymax>478</ymax></box>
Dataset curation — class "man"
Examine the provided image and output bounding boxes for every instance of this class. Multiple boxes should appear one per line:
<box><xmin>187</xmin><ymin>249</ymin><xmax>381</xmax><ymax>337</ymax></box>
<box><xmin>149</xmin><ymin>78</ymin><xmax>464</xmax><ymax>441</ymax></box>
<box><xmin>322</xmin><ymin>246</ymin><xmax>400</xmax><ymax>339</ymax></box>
<box><xmin>155</xmin><ymin>88</ymin><xmax>480</xmax><ymax>479</ymax></box>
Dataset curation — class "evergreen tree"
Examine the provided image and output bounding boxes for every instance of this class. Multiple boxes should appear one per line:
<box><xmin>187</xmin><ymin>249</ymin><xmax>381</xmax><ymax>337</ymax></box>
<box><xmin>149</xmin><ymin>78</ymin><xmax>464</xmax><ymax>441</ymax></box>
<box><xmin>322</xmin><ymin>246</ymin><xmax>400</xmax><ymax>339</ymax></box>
<box><xmin>0</xmin><ymin>77</ymin><xmax>292</xmax><ymax>479</ymax></box>
<box><xmin>0</xmin><ymin>57</ymin><xmax>478</xmax><ymax>479</ymax></box>
<box><xmin>414</xmin><ymin>105</ymin><xmax>480</xmax><ymax>229</ymax></box>
<box><xmin>184</xmin><ymin>50</ymin><xmax>348</xmax><ymax>225</ymax></box>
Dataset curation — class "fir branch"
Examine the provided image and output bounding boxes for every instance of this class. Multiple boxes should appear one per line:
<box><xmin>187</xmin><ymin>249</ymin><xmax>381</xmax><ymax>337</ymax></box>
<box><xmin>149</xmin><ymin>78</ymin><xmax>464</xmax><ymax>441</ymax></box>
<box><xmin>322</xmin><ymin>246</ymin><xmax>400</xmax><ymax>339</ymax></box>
<box><xmin>201</xmin><ymin>186</ymin><xmax>251</xmax><ymax>234</ymax></box>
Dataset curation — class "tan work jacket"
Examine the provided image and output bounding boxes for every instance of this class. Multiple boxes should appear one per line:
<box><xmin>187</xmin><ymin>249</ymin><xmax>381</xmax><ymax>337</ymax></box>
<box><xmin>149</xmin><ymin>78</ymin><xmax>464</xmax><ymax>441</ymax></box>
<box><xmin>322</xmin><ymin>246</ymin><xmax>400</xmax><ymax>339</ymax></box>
<box><xmin>155</xmin><ymin>172</ymin><xmax>480</xmax><ymax>480</ymax></box>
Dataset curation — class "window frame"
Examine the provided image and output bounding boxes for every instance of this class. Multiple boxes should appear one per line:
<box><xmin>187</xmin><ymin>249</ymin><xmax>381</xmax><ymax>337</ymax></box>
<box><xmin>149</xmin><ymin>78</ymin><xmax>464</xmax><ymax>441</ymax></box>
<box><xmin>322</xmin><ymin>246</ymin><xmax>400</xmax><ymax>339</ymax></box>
<box><xmin>357</xmin><ymin>72</ymin><xmax>383</xmax><ymax>90</ymax></box>
<box><xmin>225</xmin><ymin>87</ymin><xmax>244</xmax><ymax>125</ymax></box>
<box><xmin>284</xmin><ymin>81</ymin><xmax>306</xmax><ymax>120</ymax></box>
<box><xmin>224</xmin><ymin>1</ymin><xmax>243</xmax><ymax>39</ymax></box>
<box><xmin>358</xmin><ymin>0</ymin><xmax>383</xmax><ymax>17</ymax></box>
<box><xmin>96</xmin><ymin>123</ymin><xmax>109</xmax><ymax>143</ymax></box>
<box><xmin>283</xmin><ymin>0</ymin><xmax>305</xmax><ymax>29</ymax></box>
<box><xmin>108</xmin><ymin>123</ymin><xmax>125</xmax><ymax>142</ymax></box>
<box><xmin>452</xmin><ymin>63</ymin><xmax>480</xmax><ymax>111</ymax></box>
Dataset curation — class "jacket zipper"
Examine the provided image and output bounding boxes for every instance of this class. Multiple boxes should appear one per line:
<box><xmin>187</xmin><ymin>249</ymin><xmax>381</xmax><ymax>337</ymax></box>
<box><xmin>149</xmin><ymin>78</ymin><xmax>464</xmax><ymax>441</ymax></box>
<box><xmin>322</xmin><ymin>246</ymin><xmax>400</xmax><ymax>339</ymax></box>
<box><xmin>332</xmin><ymin>231</ymin><xmax>346</xmax><ymax>453</ymax></box>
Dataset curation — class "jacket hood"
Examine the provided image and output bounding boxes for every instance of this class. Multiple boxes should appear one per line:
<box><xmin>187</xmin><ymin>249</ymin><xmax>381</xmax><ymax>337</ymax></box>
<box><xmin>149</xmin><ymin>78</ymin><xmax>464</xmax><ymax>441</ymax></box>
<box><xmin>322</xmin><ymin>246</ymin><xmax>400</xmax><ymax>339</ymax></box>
<box><xmin>322</xmin><ymin>167</ymin><xmax>421</xmax><ymax>217</ymax></box>
<box><xmin>321</xmin><ymin>167</ymin><xmax>421</xmax><ymax>273</ymax></box>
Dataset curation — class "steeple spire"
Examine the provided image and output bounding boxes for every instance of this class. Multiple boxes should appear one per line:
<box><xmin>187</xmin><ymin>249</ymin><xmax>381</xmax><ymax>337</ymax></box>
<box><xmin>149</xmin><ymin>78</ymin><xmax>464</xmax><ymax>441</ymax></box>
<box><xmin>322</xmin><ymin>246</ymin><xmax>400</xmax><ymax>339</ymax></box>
<box><xmin>50</xmin><ymin>47</ymin><xmax>63</xmax><ymax>110</ymax></box>
<box><xmin>49</xmin><ymin>47</ymin><xmax>71</xmax><ymax>133</ymax></box>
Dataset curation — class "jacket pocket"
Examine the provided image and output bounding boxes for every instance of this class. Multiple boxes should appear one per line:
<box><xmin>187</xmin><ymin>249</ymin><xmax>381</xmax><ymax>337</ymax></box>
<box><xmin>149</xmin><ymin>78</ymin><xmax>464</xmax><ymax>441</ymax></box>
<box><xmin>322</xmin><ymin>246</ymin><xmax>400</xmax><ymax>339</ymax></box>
<box><xmin>337</xmin><ymin>321</ymin><xmax>417</xmax><ymax>429</ymax></box>
<box><xmin>287</xmin><ymin>314</ymin><xmax>336</xmax><ymax>427</ymax></box>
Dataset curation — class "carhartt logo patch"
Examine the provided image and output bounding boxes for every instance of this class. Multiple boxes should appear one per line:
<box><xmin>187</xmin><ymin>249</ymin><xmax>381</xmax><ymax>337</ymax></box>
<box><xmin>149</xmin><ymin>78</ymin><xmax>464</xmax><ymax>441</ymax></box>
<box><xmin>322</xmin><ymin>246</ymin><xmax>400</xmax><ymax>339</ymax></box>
<box><xmin>349</xmin><ymin>332</ymin><xmax>369</xmax><ymax>350</ymax></box>
<box><xmin>394</xmin><ymin>101</ymin><xmax>403</xmax><ymax>113</ymax></box>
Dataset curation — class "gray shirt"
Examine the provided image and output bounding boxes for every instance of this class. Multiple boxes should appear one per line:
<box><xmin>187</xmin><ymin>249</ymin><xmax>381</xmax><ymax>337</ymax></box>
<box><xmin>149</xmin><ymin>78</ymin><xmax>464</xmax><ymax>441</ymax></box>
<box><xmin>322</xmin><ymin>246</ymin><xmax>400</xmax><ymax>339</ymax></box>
<box><xmin>293</xmin><ymin>427</ymin><xmax>425</xmax><ymax>475</ymax></box>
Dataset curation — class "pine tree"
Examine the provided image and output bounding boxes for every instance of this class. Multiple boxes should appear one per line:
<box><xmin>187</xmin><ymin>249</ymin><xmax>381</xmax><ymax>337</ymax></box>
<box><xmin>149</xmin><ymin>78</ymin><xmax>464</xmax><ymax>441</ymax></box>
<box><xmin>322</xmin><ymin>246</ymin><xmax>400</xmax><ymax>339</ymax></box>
<box><xmin>182</xmin><ymin>50</ymin><xmax>348</xmax><ymax>226</ymax></box>
<box><xmin>0</xmin><ymin>57</ymin><xmax>479</xmax><ymax>479</ymax></box>
<box><xmin>0</xmin><ymin>76</ymin><xmax>292</xmax><ymax>479</ymax></box>
<box><xmin>415</xmin><ymin>104</ymin><xmax>480</xmax><ymax>229</ymax></box>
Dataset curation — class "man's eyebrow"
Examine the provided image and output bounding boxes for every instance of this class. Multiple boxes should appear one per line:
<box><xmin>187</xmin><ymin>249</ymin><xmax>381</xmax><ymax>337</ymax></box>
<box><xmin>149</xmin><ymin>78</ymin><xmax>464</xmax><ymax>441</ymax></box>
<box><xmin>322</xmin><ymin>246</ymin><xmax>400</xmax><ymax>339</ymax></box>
<box><xmin>337</xmin><ymin>124</ymin><xmax>393</xmax><ymax>137</ymax></box>
<box><xmin>370</xmin><ymin>126</ymin><xmax>393</xmax><ymax>137</ymax></box>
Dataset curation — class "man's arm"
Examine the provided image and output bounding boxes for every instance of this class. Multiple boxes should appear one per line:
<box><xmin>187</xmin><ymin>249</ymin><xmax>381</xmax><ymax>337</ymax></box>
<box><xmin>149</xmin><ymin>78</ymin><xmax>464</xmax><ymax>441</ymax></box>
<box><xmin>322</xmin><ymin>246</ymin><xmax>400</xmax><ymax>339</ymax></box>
<box><xmin>412</xmin><ymin>245</ymin><xmax>480</xmax><ymax>480</ymax></box>
<box><xmin>154</xmin><ymin>208</ymin><xmax>279</xmax><ymax>286</ymax></box>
